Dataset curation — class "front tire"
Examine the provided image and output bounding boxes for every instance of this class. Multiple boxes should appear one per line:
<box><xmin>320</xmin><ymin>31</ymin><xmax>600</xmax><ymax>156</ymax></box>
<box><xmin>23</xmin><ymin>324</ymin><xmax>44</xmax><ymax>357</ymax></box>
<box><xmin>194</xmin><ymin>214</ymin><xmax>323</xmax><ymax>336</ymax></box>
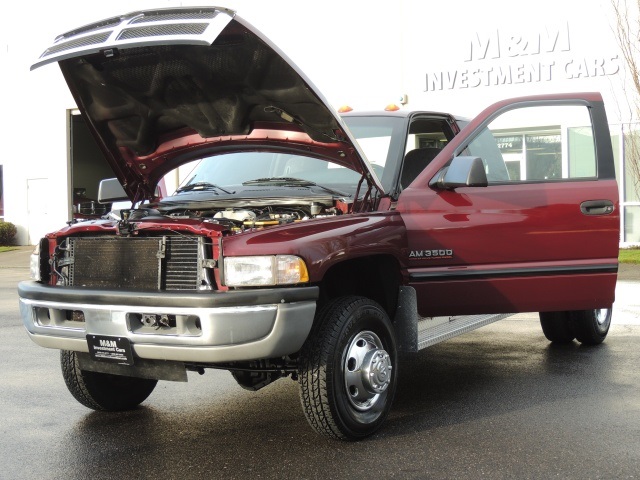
<box><xmin>60</xmin><ymin>350</ymin><xmax>157</xmax><ymax>411</ymax></box>
<box><xmin>298</xmin><ymin>296</ymin><xmax>397</xmax><ymax>440</ymax></box>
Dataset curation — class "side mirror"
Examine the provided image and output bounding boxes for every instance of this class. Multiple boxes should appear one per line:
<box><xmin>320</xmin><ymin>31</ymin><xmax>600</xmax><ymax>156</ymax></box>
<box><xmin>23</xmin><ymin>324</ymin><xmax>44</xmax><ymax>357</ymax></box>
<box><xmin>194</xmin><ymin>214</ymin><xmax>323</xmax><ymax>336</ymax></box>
<box><xmin>98</xmin><ymin>178</ymin><xmax>129</xmax><ymax>203</ymax></box>
<box><xmin>430</xmin><ymin>156</ymin><xmax>488</xmax><ymax>190</ymax></box>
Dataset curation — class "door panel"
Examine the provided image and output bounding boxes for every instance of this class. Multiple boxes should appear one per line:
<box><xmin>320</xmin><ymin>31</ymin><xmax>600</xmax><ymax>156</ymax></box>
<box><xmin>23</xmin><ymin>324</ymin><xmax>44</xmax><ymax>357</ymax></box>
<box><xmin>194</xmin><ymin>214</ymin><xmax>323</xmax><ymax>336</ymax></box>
<box><xmin>396</xmin><ymin>93</ymin><xmax>619</xmax><ymax>317</ymax></box>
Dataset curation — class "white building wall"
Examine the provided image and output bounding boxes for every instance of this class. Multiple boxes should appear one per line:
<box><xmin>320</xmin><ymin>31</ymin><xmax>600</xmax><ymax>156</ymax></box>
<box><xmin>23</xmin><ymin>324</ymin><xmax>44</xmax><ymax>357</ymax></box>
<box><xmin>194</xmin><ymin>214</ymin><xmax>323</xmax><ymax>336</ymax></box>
<box><xmin>0</xmin><ymin>0</ymin><xmax>636</xmax><ymax>244</ymax></box>
<box><xmin>401</xmin><ymin>1</ymin><xmax>627</xmax><ymax>119</ymax></box>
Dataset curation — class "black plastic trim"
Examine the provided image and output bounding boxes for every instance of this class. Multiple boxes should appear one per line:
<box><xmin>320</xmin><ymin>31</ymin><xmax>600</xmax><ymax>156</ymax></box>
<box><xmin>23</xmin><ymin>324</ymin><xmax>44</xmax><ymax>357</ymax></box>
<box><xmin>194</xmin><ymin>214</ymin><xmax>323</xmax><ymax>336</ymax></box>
<box><xmin>409</xmin><ymin>264</ymin><xmax>618</xmax><ymax>282</ymax></box>
<box><xmin>590</xmin><ymin>100</ymin><xmax>616</xmax><ymax>180</ymax></box>
<box><xmin>18</xmin><ymin>281</ymin><xmax>319</xmax><ymax>308</ymax></box>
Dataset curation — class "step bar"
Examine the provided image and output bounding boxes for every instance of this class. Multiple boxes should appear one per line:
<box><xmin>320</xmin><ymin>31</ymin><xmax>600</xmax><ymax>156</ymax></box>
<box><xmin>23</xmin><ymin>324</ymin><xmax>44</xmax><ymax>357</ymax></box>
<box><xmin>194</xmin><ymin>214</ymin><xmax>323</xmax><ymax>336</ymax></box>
<box><xmin>416</xmin><ymin>313</ymin><xmax>513</xmax><ymax>350</ymax></box>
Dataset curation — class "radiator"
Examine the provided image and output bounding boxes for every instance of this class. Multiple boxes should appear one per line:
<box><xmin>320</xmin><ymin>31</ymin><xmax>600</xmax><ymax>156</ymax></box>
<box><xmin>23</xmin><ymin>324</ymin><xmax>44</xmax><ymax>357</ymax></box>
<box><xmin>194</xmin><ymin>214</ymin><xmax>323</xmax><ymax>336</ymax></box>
<box><xmin>67</xmin><ymin>236</ymin><xmax>203</xmax><ymax>290</ymax></box>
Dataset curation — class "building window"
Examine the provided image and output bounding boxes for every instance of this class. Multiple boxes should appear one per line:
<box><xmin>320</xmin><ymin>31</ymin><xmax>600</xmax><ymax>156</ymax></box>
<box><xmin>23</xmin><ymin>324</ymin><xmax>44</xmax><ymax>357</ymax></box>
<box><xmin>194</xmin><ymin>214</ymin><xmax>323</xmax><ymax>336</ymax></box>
<box><xmin>623</xmin><ymin>128</ymin><xmax>640</xmax><ymax>203</ymax></box>
<box><xmin>495</xmin><ymin>135</ymin><xmax>523</xmax><ymax>180</ymax></box>
<box><xmin>494</xmin><ymin>131</ymin><xmax>564</xmax><ymax>181</ymax></box>
<box><xmin>625</xmin><ymin>205</ymin><xmax>640</xmax><ymax>243</ymax></box>
<box><xmin>568</xmin><ymin>127</ymin><xmax>596</xmax><ymax>178</ymax></box>
<box><xmin>623</xmin><ymin>126</ymin><xmax>640</xmax><ymax>243</ymax></box>
<box><xmin>526</xmin><ymin>133</ymin><xmax>562</xmax><ymax>180</ymax></box>
<box><xmin>487</xmin><ymin>105</ymin><xmax>597</xmax><ymax>184</ymax></box>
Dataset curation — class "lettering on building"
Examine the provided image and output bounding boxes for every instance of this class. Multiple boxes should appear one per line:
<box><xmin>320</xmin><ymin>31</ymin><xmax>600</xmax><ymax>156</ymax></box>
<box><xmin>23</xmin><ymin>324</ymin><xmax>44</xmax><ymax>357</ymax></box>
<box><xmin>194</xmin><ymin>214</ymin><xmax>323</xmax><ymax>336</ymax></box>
<box><xmin>424</xmin><ymin>23</ymin><xmax>620</xmax><ymax>92</ymax></box>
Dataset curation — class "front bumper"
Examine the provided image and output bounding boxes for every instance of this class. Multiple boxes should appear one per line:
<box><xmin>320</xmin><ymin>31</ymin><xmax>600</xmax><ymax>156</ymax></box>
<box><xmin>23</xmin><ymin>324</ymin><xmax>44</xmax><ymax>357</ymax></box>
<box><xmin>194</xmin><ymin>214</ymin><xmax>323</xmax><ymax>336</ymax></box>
<box><xmin>18</xmin><ymin>281</ymin><xmax>318</xmax><ymax>363</ymax></box>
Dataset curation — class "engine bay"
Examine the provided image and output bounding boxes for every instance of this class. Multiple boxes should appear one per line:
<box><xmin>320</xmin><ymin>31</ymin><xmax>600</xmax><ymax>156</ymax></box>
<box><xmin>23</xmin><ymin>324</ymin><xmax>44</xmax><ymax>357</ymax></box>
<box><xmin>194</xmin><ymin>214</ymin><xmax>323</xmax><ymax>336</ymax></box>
<box><xmin>151</xmin><ymin>196</ymin><xmax>350</xmax><ymax>234</ymax></box>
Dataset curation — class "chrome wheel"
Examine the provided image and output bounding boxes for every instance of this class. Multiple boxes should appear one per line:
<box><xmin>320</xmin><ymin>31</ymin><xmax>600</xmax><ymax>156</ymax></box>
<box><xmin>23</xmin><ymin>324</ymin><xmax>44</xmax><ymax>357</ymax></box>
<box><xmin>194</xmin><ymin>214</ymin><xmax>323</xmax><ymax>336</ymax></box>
<box><xmin>595</xmin><ymin>308</ymin><xmax>610</xmax><ymax>326</ymax></box>
<box><xmin>344</xmin><ymin>331</ymin><xmax>392</xmax><ymax>411</ymax></box>
<box><xmin>298</xmin><ymin>296</ymin><xmax>398</xmax><ymax>440</ymax></box>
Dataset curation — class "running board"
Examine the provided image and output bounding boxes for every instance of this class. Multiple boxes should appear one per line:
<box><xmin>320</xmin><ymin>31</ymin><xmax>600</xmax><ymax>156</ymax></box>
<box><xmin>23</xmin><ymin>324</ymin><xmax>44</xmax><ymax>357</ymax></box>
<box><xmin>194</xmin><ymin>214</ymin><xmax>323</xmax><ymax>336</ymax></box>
<box><xmin>417</xmin><ymin>313</ymin><xmax>513</xmax><ymax>350</ymax></box>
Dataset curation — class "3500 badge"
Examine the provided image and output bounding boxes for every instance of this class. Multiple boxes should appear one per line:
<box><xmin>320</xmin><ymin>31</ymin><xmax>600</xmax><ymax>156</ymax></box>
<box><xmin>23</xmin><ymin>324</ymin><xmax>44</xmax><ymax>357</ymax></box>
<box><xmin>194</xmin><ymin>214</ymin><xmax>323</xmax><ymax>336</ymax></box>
<box><xmin>409</xmin><ymin>249</ymin><xmax>454</xmax><ymax>259</ymax></box>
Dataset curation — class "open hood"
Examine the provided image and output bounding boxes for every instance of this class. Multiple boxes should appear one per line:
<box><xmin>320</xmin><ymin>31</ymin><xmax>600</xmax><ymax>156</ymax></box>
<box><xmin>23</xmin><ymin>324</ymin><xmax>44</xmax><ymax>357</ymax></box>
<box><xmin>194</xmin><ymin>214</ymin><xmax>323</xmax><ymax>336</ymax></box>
<box><xmin>32</xmin><ymin>7</ymin><xmax>382</xmax><ymax>202</ymax></box>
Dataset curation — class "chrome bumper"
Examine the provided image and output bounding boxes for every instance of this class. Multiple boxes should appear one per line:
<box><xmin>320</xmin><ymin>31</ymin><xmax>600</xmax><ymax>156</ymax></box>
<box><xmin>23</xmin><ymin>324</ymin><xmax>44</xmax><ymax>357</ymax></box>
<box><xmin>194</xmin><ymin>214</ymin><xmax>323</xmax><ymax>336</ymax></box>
<box><xmin>18</xmin><ymin>281</ymin><xmax>318</xmax><ymax>363</ymax></box>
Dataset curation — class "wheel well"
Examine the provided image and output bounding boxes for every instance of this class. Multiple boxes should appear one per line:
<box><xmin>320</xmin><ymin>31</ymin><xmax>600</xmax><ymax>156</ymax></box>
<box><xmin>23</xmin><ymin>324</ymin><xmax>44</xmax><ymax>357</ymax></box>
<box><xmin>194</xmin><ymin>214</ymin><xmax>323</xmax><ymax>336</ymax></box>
<box><xmin>318</xmin><ymin>255</ymin><xmax>401</xmax><ymax>316</ymax></box>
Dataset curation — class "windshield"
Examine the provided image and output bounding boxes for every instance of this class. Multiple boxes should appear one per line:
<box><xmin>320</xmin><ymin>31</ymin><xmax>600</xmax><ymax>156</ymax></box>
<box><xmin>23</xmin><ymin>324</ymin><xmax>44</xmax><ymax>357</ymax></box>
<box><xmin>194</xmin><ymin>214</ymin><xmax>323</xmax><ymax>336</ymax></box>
<box><xmin>167</xmin><ymin>115</ymin><xmax>405</xmax><ymax>198</ymax></box>
<box><xmin>173</xmin><ymin>151</ymin><xmax>363</xmax><ymax>196</ymax></box>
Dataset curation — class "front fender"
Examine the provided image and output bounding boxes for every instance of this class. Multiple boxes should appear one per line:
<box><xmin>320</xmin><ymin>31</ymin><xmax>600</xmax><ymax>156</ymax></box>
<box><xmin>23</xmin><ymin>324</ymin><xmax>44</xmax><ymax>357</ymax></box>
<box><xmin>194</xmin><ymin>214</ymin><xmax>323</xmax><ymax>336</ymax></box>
<box><xmin>221</xmin><ymin>212</ymin><xmax>408</xmax><ymax>282</ymax></box>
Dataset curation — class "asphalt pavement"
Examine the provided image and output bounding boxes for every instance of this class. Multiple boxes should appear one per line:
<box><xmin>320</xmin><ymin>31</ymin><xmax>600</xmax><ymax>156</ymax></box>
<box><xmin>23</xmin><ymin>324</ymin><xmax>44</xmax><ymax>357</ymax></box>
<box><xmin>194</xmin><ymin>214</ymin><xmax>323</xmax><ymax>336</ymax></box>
<box><xmin>1</xmin><ymin>247</ymin><xmax>639</xmax><ymax>479</ymax></box>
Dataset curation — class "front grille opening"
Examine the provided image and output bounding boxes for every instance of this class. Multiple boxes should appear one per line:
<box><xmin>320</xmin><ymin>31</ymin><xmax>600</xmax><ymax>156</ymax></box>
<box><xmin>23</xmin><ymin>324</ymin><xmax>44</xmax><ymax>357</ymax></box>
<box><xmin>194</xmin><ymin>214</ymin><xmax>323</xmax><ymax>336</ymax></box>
<box><xmin>70</xmin><ymin>237</ymin><xmax>162</xmax><ymax>289</ymax></box>
<box><xmin>127</xmin><ymin>312</ymin><xmax>202</xmax><ymax>336</ymax></box>
<box><xmin>64</xmin><ymin>235</ymin><xmax>208</xmax><ymax>291</ymax></box>
<box><xmin>34</xmin><ymin>307</ymin><xmax>85</xmax><ymax>327</ymax></box>
<box><xmin>163</xmin><ymin>236</ymin><xmax>202</xmax><ymax>290</ymax></box>
<box><xmin>66</xmin><ymin>310</ymin><xmax>85</xmax><ymax>323</ymax></box>
<box><xmin>141</xmin><ymin>313</ymin><xmax>177</xmax><ymax>328</ymax></box>
<box><xmin>34</xmin><ymin>307</ymin><xmax>51</xmax><ymax>326</ymax></box>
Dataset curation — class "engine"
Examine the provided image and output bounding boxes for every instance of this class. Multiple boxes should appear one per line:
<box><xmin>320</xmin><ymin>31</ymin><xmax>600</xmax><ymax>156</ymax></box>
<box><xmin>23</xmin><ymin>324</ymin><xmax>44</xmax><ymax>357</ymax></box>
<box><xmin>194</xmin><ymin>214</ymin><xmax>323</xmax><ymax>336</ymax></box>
<box><xmin>161</xmin><ymin>201</ymin><xmax>345</xmax><ymax>233</ymax></box>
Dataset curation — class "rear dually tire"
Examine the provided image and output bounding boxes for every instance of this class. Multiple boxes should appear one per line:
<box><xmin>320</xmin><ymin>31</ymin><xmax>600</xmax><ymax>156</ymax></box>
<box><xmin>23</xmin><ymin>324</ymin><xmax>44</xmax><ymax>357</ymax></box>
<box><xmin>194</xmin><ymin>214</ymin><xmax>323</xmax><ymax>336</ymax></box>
<box><xmin>539</xmin><ymin>308</ymin><xmax>612</xmax><ymax>346</ymax></box>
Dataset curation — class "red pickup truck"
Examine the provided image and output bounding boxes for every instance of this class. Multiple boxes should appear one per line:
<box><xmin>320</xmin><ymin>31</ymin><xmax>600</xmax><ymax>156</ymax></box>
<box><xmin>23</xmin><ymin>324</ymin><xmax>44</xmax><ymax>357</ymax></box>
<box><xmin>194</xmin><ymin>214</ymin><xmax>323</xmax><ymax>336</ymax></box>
<box><xmin>19</xmin><ymin>7</ymin><xmax>619</xmax><ymax>440</ymax></box>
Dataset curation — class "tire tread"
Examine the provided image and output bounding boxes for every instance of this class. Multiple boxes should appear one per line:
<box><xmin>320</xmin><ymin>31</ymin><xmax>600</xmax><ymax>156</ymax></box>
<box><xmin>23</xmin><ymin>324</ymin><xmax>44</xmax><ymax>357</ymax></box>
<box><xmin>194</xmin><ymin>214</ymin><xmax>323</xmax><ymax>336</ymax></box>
<box><xmin>60</xmin><ymin>350</ymin><xmax>157</xmax><ymax>411</ymax></box>
<box><xmin>539</xmin><ymin>311</ymin><xmax>575</xmax><ymax>343</ymax></box>
<box><xmin>61</xmin><ymin>350</ymin><xmax>104</xmax><ymax>410</ymax></box>
<box><xmin>572</xmin><ymin>309</ymin><xmax>611</xmax><ymax>345</ymax></box>
<box><xmin>298</xmin><ymin>296</ymin><xmax>395</xmax><ymax>440</ymax></box>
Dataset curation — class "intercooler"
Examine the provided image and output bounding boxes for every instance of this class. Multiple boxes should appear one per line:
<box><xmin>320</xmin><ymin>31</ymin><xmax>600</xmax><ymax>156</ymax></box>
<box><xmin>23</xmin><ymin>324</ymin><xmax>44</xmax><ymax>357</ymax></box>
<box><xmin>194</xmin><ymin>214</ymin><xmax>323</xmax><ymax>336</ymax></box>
<box><xmin>65</xmin><ymin>236</ymin><xmax>206</xmax><ymax>290</ymax></box>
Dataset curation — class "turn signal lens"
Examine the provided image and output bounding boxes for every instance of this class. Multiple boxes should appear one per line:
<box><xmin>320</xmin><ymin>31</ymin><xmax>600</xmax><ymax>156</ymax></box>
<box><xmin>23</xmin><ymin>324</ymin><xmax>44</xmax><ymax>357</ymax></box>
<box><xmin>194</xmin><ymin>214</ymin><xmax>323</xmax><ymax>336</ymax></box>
<box><xmin>276</xmin><ymin>255</ymin><xmax>309</xmax><ymax>284</ymax></box>
<box><xmin>30</xmin><ymin>242</ymin><xmax>41</xmax><ymax>281</ymax></box>
<box><xmin>384</xmin><ymin>104</ymin><xmax>400</xmax><ymax>111</ymax></box>
<box><xmin>338</xmin><ymin>105</ymin><xmax>353</xmax><ymax>113</ymax></box>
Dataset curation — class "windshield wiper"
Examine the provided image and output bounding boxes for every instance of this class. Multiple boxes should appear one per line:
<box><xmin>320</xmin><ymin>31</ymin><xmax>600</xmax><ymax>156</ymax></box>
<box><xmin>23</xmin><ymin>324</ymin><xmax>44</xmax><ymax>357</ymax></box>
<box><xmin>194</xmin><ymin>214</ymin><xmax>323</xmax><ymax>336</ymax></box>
<box><xmin>242</xmin><ymin>177</ymin><xmax>351</xmax><ymax>197</ymax></box>
<box><xmin>175</xmin><ymin>182</ymin><xmax>235</xmax><ymax>195</ymax></box>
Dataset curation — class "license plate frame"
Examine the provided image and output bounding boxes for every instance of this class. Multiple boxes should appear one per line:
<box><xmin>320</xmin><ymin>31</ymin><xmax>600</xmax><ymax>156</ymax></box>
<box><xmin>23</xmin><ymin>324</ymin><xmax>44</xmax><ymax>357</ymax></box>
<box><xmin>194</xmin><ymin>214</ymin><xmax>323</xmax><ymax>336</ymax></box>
<box><xmin>86</xmin><ymin>335</ymin><xmax>134</xmax><ymax>366</ymax></box>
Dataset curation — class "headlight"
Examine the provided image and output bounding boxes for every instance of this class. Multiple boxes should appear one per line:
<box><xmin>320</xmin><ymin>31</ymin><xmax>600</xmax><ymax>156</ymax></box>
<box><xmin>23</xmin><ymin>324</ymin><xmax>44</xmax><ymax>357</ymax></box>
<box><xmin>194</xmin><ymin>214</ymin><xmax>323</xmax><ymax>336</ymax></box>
<box><xmin>224</xmin><ymin>255</ymin><xmax>309</xmax><ymax>287</ymax></box>
<box><xmin>29</xmin><ymin>242</ymin><xmax>41</xmax><ymax>281</ymax></box>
